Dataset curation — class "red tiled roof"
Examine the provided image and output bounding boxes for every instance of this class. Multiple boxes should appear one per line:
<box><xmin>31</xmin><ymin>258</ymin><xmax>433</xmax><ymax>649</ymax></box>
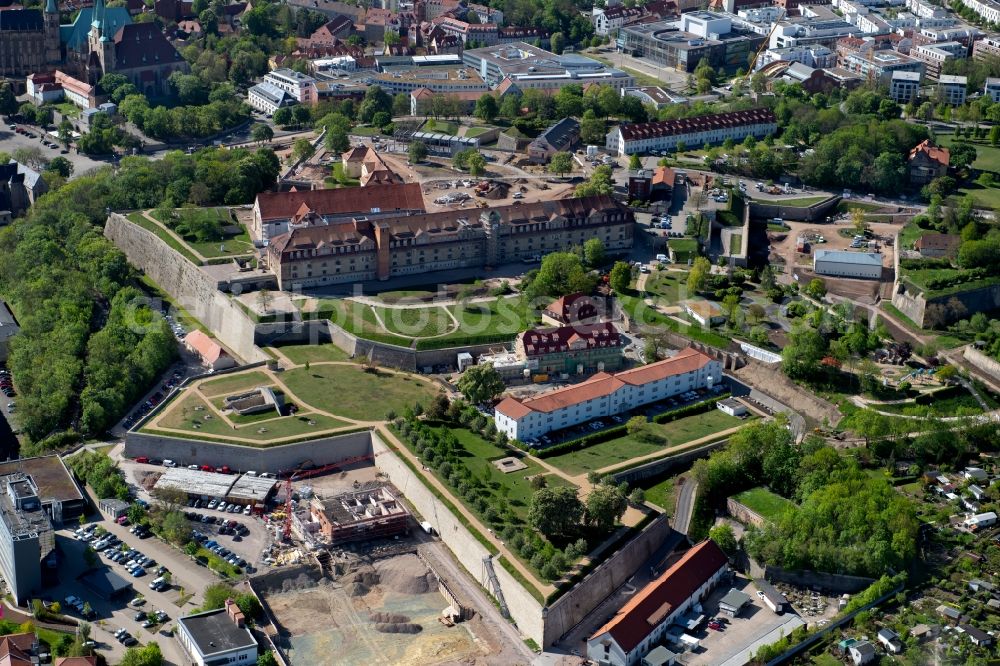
<box><xmin>0</xmin><ymin>634</ymin><xmax>35</xmax><ymax>666</ymax></box>
<box><xmin>55</xmin><ymin>658</ymin><xmax>98</xmax><ymax>666</ymax></box>
<box><xmin>499</xmin><ymin>347</ymin><xmax>714</xmax><ymax>416</ymax></box>
<box><xmin>909</xmin><ymin>139</ymin><xmax>949</xmax><ymax>167</ymax></box>
<box><xmin>652</xmin><ymin>165</ymin><xmax>674</xmax><ymax>186</ymax></box>
<box><xmin>519</xmin><ymin>322</ymin><xmax>620</xmax><ymax>356</ymax></box>
<box><xmin>590</xmin><ymin>540</ymin><xmax>728</xmax><ymax>654</ymax></box>
<box><xmin>914</xmin><ymin>232</ymin><xmax>959</xmax><ymax>251</ymax></box>
<box><xmin>618</xmin><ymin>108</ymin><xmax>776</xmax><ymax>142</ymax></box>
<box><xmin>255</xmin><ymin>183</ymin><xmax>425</xmax><ymax>221</ymax></box>
<box><xmin>184</xmin><ymin>330</ymin><xmax>228</xmax><ymax>365</ymax></box>
<box><xmin>544</xmin><ymin>292</ymin><xmax>599</xmax><ymax>323</ymax></box>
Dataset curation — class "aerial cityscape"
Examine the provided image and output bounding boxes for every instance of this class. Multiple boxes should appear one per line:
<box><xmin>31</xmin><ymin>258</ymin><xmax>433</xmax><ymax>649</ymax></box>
<box><xmin>2</xmin><ymin>0</ymin><xmax>1000</xmax><ymax>662</ymax></box>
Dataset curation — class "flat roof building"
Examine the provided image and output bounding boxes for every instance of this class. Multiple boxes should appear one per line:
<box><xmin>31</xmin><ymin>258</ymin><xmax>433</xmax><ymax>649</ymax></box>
<box><xmin>463</xmin><ymin>42</ymin><xmax>634</xmax><ymax>90</ymax></box>
<box><xmin>226</xmin><ymin>475</ymin><xmax>278</xmax><ymax>506</ymax></box>
<box><xmin>890</xmin><ymin>70</ymin><xmax>921</xmax><ymax>103</ymax></box>
<box><xmin>307</xmin><ymin>485</ymin><xmax>409</xmax><ymax>545</ymax></box>
<box><xmin>0</xmin><ymin>473</ymin><xmax>53</xmax><ymax>604</ymax></box>
<box><xmin>177</xmin><ymin>601</ymin><xmax>258</xmax><ymax>666</ymax></box>
<box><xmin>813</xmin><ymin>249</ymin><xmax>883</xmax><ymax>280</ymax></box>
<box><xmin>619</xmin><ymin>18</ymin><xmax>766</xmax><ymax>72</ymax></box>
<box><xmin>153</xmin><ymin>467</ymin><xmax>238</xmax><ymax>500</ymax></box>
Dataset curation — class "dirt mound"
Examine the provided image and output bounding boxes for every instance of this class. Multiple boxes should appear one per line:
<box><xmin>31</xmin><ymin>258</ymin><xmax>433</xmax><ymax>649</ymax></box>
<box><xmin>374</xmin><ymin>623</ymin><xmax>423</xmax><ymax>634</ymax></box>
<box><xmin>350</xmin><ymin>583</ymin><xmax>370</xmax><ymax>597</ymax></box>
<box><xmin>369</xmin><ymin>612</ymin><xmax>411</xmax><ymax>624</ymax></box>
<box><xmin>375</xmin><ymin>554</ymin><xmax>435</xmax><ymax>595</ymax></box>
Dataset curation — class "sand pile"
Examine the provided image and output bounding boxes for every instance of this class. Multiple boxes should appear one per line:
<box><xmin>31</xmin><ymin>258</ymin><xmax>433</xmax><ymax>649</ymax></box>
<box><xmin>374</xmin><ymin>623</ymin><xmax>422</xmax><ymax>634</ymax></box>
<box><xmin>375</xmin><ymin>554</ymin><xmax>436</xmax><ymax>595</ymax></box>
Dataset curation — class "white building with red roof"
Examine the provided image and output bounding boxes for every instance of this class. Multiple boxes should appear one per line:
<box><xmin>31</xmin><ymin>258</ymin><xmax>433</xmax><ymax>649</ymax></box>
<box><xmin>494</xmin><ymin>346</ymin><xmax>721</xmax><ymax>441</ymax></box>
<box><xmin>605</xmin><ymin>108</ymin><xmax>777</xmax><ymax>157</ymax></box>
<box><xmin>183</xmin><ymin>331</ymin><xmax>236</xmax><ymax>371</ymax></box>
<box><xmin>587</xmin><ymin>539</ymin><xmax>729</xmax><ymax>666</ymax></box>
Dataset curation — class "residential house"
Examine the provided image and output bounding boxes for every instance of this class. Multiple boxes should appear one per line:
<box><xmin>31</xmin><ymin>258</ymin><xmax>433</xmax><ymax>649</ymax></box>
<box><xmin>593</xmin><ymin>5</ymin><xmax>646</xmax><ymax>36</ymax></box>
<box><xmin>340</xmin><ymin>146</ymin><xmax>403</xmax><ymax>186</ymax></box>
<box><xmin>914</xmin><ymin>232</ymin><xmax>959</xmax><ymax>258</ymax></box>
<box><xmin>183</xmin><ymin>331</ymin><xmax>236</xmax><ymax>371</ymax></box>
<box><xmin>586</xmin><ymin>540</ymin><xmax>728</xmax><ymax>666</ymax></box>
<box><xmin>937</xmin><ymin>74</ymin><xmax>968</xmax><ymax>105</ymax></box>
<box><xmin>969</xmin><ymin>484</ymin><xmax>987</xmax><ymax>501</ymax></box>
<box><xmin>965</xmin><ymin>511</ymin><xmax>997</xmax><ymax>530</ymax></box>
<box><xmin>515</xmin><ymin>323</ymin><xmax>625</xmax><ymax>376</ymax></box>
<box><xmin>0</xmin><ymin>163</ymin><xmax>35</xmax><ymax>219</ymax></box>
<box><xmin>527</xmin><ymin>118</ymin><xmax>580</xmax><ymax>164</ymax></box>
<box><xmin>307</xmin><ymin>15</ymin><xmax>354</xmax><ymax>46</ymax></box>
<box><xmin>542</xmin><ymin>292</ymin><xmax>602</xmax><ymax>326</ymax></box>
<box><xmin>890</xmin><ymin>70</ymin><xmax>921</xmax><ymax>103</ymax></box>
<box><xmin>965</xmin><ymin>467</ymin><xmax>989</xmax><ymax>482</ymax></box>
<box><xmin>6</xmin><ymin>160</ymin><xmax>47</xmax><ymax>207</ymax></box>
<box><xmin>986</xmin><ymin>77</ymin><xmax>1000</xmax><ymax>102</ymax></box>
<box><xmin>908</xmin><ymin>139</ymin><xmax>949</xmax><ymax>186</ymax></box>
<box><xmin>0</xmin><ymin>634</ymin><xmax>39</xmax><ymax>666</ymax></box>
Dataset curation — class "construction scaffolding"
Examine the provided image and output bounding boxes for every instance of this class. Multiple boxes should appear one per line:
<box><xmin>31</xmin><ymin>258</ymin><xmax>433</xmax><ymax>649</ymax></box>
<box><xmin>309</xmin><ymin>485</ymin><xmax>410</xmax><ymax>547</ymax></box>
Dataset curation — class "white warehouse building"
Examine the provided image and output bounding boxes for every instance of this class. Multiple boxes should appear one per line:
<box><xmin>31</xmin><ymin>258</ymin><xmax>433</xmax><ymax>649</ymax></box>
<box><xmin>494</xmin><ymin>347</ymin><xmax>722</xmax><ymax>441</ymax></box>
<box><xmin>813</xmin><ymin>249</ymin><xmax>883</xmax><ymax>280</ymax></box>
<box><xmin>177</xmin><ymin>602</ymin><xmax>258</xmax><ymax>666</ymax></box>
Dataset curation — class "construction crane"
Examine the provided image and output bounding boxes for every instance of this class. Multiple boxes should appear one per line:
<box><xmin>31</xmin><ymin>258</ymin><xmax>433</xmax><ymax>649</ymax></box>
<box><xmin>742</xmin><ymin>9</ymin><xmax>786</xmax><ymax>86</ymax></box>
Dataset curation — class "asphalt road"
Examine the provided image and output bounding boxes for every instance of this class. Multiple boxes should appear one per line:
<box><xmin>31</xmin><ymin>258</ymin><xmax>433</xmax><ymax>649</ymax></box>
<box><xmin>673</xmin><ymin>478</ymin><xmax>698</xmax><ymax>536</ymax></box>
<box><xmin>0</xmin><ymin>127</ymin><xmax>110</xmax><ymax>176</ymax></box>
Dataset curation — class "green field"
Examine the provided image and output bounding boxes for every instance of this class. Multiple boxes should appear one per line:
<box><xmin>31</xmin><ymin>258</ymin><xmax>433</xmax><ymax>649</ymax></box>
<box><xmin>446</xmin><ymin>297</ymin><xmax>538</xmax><ymax>338</ymax></box>
<box><xmin>425</xmin><ymin>120</ymin><xmax>459</xmax><ymax>135</ymax></box>
<box><xmin>733</xmin><ymin>487</ymin><xmax>796</xmax><ymax>523</ymax></box>
<box><xmin>148</xmin><ymin>390</ymin><xmax>351</xmax><ymax>442</ymax></box>
<box><xmin>271</xmin><ymin>343</ymin><xmax>351</xmax><ymax>365</ymax></box>
<box><xmin>771</xmin><ymin>195</ymin><xmax>830</xmax><ymax>208</ymax></box>
<box><xmin>280</xmin><ymin>364</ymin><xmax>440</xmax><ymax>421</ymax></box>
<box><xmin>311</xmin><ymin>299</ymin><xmax>412</xmax><ymax>347</ymax></box>
<box><xmin>937</xmin><ymin>133</ymin><xmax>1000</xmax><ymax>172</ymax></box>
<box><xmin>350</xmin><ymin>125</ymin><xmax>382</xmax><ymax>136</ymax></box>
<box><xmin>546</xmin><ymin>410</ymin><xmax>744</xmax><ymax>476</ymax></box>
<box><xmin>150</xmin><ymin>207</ymin><xmax>254</xmax><ymax>259</ymax></box>
<box><xmin>328</xmin><ymin>162</ymin><xmax>360</xmax><ymax>187</ymax></box>
<box><xmin>441</xmin><ymin>426</ymin><xmax>558</xmax><ymax>521</ymax></box>
<box><xmin>875</xmin><ymin>390</ymin><xmax>991</xmax><ymax>417</ymax></box>
<box><xmin>373</xmin><ymin>305</ymin><xmax>454</xmax><ymax>338</ymax></box>
<box><xmin>464</xmin><ymin>126</ymin><xmax>495</xmax><ymax>138</ymax></box>
<box><xmin>198</xmin><ymin>371</ymin><xmax>272</xmax><ymax>397</ymax></box>
<box><xmin>899</xmin><ymin>222</ymin><xmax>934</xmax><ymax>249</ymax></box>
<box><xmin>641</xmin><ymin>476</ymin><xmax>675</xmax><ymax>516</ymax></box>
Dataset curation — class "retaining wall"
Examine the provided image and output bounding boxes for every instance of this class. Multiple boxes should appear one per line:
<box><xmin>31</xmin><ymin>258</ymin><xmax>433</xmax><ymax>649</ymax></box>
<box><xmin>726</xmin><ymin>498</ymin><xmax>766</xmax><ymax>528</ymax></box>
<box><xmin>610</xmin><ymin>440</ymin><xmax>727</xmax><ymax>486</ymax></box>
<box><xmin>750</xmin><ymin>560</ymin><xmax>875</xmax><ymax>594</ymax></box>
<box><xmin>964</xmin><ymin>346</ymin><xmax>1000</xmax><ymax>384</ymax></box>
<box><xmin>748</xmin><ymin>197</ymin><xmax>840</xmax><ymax>223</ymax></box>
<box><xmin>122</xmin><ymin>429</ymin><xmax>372</xmax><ymax>472</ymax></box>
<box><xmin>892</xmin><ymin>281</ymin><xmax>1000</xmax><ymax>329</ymax></box>
<box><xmin>104</xmin><ymin>214</ymin><xmax>269</xmax><ymax>364</ymax></box>
<box><xmin>543</xmin><ymin>514</ymin><xmax>673</xmax><ymax>645</ymax></box>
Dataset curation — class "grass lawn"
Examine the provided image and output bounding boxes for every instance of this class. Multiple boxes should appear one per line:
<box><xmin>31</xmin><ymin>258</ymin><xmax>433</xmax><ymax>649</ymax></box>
<box><xmin>127</xmin><ymin>212</ymin><xmax>201</xmax><ymax>265</ymax></box>
<box><xmin>644</xmin><ymin>270</ymin><xmax>688</xmax><ymax>305</ymax></box>
<box><xmin>351</xmin><ymin>125</ymin><xmax>381</xmax><ymax>136</ymax></box>
<box><xmin>956</xmin><ymin>182</ymin><xmax>1000</xmax><ymax>209</ymax></box>
<box><xmin>546</xmin><ymin>410</ymin><xmax>744</xmax><ymax>476</ymax></box>
<box><xmin>373</xmin><ymin>305</ymin><xmax>455</xmax><ymax>338</ymax></box>
<box><xmin>899</xmin><ymin>221</ymin><xmax>933</xmax><ymax>249</ymax></box>
<box><xmin>732</xmin><ymin>487</ymin><xmax>796</xmax><ymax>523</ymax></box>
<box><xmin>937</xmin><ymin>132</ymin><xmax>1000</xmax><ymax>173</ymax></box>
<box><xmin>271</xmin><ymin>343</ymin><xmax>351</xmax><ymax>365</ymax></box>
<box><xmin>328</xmin><ymin>162</ymin><xmax>360</xmax><ymax>187</ymax></box>
<box><xmin>641</xmin><ymin>475</ymin><xmax>675</xmax><ymax>516</ymax></box>
<box><xmin>280</xmin><ymin>365</ymin><xmax>440</xmax><ymax>421</ymax></box>
<box><xmin>876</xmin><ymin>390</ymin><xmax>987</xmax><ymax>417</ymax></box>
<box><xmin>150</xmin><ymin>208</ymin><xmax>254</xmax><ymax>259</ymax></box>
<box><xmin>198</xmin><ymin>371</ymin><xmax>272</xmax><ymax>397</ymax></box>
<box><xmin>771</xmin><ymin>195</ymin><xmax>830</xmax><ymax>207</ymax></box>
<box><xmin>669</xmin><ymin>237</ymin><xmax>699</xmax><ymax>263</ymax></box>
<box><xmin>310</xmin><ymin>299</ymin><xmax>413</xmax><ymax>347</ymax></box>
<box><xmin>836</xmin><ymin>201</ymin><xmax>886</xmax><ymax>213</ymax></box>
<box><xmin>425</xmin><ymin>120</ymin><xmax>458</xmax><ymax>135</ymax></box>
<box><xmin>446</xmin><ymin>297</ymin><xmax>538</xmax><ymax>337</ymax></box>
<box><xmin>443</xmin><ymin>426</ymin><xmax>558</xmax><ymax>521</ymax></box>
<box><xmin>464</xmin><ymin>126</ymin><xmax>494</xmax><ymax>138</ymax></box>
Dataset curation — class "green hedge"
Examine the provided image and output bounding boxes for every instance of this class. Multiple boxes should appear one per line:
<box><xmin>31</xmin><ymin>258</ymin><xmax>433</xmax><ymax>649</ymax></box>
<box><xmin>415</xmin><ymin>333</ymin><xmax>516</xmax><ymax>351</ymax></box>
<box><xmin>536</xmin><ymin>395</ymin><xmax>729</xmax><ymax>459</ymax></box>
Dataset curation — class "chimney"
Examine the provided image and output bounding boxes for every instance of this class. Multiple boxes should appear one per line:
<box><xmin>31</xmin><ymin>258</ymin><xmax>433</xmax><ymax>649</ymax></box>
<box><xmin>225</xmin><ymin>598</ymin><xmax>246</xmax><ymax>628</ymax></box>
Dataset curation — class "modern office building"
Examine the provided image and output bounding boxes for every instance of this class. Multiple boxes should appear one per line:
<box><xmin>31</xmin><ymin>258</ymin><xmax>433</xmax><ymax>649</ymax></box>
<box><xmin>986</xmin><ymin>77</ymin><xmax>1000</xmax><ymax>101</ymax></box>
<box><xmin>177</xmin><ymin>602</ymin><xmax>258</xmax><ymax>666</ymax></box>
<box><xmin>959</xmin><ymin>0</ymin><xmax>1000</xmax><ymax>25</ymax></box>
<box><xmin>606</xmin><ymin>108</ymin><xmax>776</xmax><ymax>156</ymax></box>
<box><xmin>0</xmin><ymin>473</ymin><xmax>54</xmax><ymax>605</ymax></box>
<box><xmin>813</xmin><ymin>250</ymin><xmax>883</xmax><ymax>279</ymax></box>
<box><xmin>494</xmin><ymin>347</ymin><xmax>721</xmax><ymax>441</ymax></box>
<box><xmin>842</xmin><ymin>49</ymin><xmax>924</xmax><ymax>83</ymax></box>
<box><xmin>463</xmin><ymin>42</ymin><xmax>635</xmax><ymax>90</ymax></box>
<box><xmin>911</xmin><ymin>41</ymin><xmax>967</xmax><ymax>79</ymax></box>
<box><xmin>619</xmin><ymin>14</ymin><xmax>766</xmax><ymax>72</ymax></box>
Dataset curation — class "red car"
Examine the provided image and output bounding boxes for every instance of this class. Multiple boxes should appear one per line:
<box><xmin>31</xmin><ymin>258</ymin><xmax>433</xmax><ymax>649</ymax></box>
<box><xmin>708</xmin><ymin>621</ymin><xmax>723</xmax><ymax>631</ymax></box>
<box><xmin>200</xmin><ymin>464</ymin><xmax>215</xmax><ymax>473</ymax></box>
<box><xmin>135</xmin><ymin>456</ymin><xmax>149</xmax><ymax>464</ymax></box>
<box><xmin>219</xmin><ymin>466</ymin><xmax>232</xmax><ymax>474</ymax></box>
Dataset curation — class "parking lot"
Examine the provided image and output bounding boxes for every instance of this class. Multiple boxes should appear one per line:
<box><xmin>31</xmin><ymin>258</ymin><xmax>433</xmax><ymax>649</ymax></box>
<box><xmin>0</xmin><ymin>126</ymin><xmax>108</xmax><ymax>176</ymax></box>
<box><xmin>684</xmin><ymin>578</ymin><xmax>805</xmax><ymax>666</ymax></box>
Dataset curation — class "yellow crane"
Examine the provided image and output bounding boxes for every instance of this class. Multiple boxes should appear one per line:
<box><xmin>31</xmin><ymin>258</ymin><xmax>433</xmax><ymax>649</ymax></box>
<box><xmin>742</xmin><ymin>9</ymin><xmax>787</xmax><ymax>85</ymax></box>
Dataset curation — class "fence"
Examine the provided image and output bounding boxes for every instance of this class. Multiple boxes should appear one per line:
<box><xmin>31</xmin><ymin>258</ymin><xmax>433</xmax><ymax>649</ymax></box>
<box><xmin>738</xmin><ymin>341</ymin><xmax>781</xmax><ymax>364</ymax></box>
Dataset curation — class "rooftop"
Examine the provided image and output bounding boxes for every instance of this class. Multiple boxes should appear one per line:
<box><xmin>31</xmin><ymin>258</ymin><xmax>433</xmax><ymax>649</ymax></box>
<box><xmin>227</xmin><ymin>475</ymin><xmax>278</xmax><ymax>502</ymax></box>
<box><xmin>813</xmin><ymin>249</ymin><xmax>883</xmax><ymax>266</ymax></box>
<box><xmin>178</xmin><ymin>608</ymin><xmax>258</xmax><ymax>657</ymax></box>
<box><xmin>153</xmin><ymin>468</ymin><xmax>237</xmax><ymax>498</ymax></box>
<box><xmin>616</xmin><ymin>108</ymin><xmax>776</xmax><ymax>142</ymax></box>
<box><xmin>939</xmin><ymin>74</ymin><xmax>968</xmax><ymax>85</ymax></box>
<box><xmin>255</xmin><ymin>183</ymin><xmax>426</xmax><ymax>221</ymax></box>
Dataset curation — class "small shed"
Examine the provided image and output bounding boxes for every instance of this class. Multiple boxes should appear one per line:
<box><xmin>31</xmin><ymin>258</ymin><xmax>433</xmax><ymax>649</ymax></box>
<box><xmin>755</xmin><ymin>579</ymin><xmax>788</xmax><ymax>614</ymax></box>
<box><xmin>99</xmin><ymin>498</ymin><xmax>131</xmax><ymax>520</ymax></box>
<box><xmin>79</xmin><ymin>568</ymin><xmax>134</xmax><ymax>601</ymax></box>
<box><xmin>641</xmin><ymin>646</ymin><xmax>677</xmax><ymax>666</ymax></box>
<box><xmin>717</xmin><ymin>398</ymin><xmax>747</xmax><ymax>417</ymax></box>
<box><xmin>718</xmin><ymin>588</ymin><xmax>751</xmax><ymax>617</ymax></box>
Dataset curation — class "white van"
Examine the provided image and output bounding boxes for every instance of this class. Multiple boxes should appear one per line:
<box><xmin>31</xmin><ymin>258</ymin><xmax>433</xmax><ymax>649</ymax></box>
<box><xmin>163</xmin><ymin>460</ymin><xmax>176</xmax><ymax>468</ymax></box>
<box><xmin>149</xmin><ymin>577</ymin><xmax>165</xmax><ymax>589</ymax></box>
<box><xmin>245</xmin><ymin>471</ymin><xmax>257</xmax><ymax>477</ymax></box>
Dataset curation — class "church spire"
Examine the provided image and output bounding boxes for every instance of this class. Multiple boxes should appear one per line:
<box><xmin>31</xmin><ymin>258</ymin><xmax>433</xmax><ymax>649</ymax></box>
<box><xmin>91</xmin><ymin>0</ymin><xmax>104</xmax><ymax>31</ymax></box>
<box><xmin>45</xmin><ymin>0</ymin><xmax>57</xmax><ymax>15</ymax></box>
